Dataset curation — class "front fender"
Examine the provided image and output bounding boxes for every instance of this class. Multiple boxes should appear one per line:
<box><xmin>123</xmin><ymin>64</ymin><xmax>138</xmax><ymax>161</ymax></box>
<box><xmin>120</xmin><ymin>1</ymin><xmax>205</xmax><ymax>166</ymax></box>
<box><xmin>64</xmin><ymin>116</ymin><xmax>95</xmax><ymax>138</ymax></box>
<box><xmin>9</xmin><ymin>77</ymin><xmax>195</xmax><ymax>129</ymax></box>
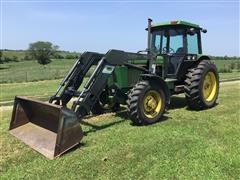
<box><xmin>141</xmin><ymin>74</ymin><xmax>170</xmax><ymax>107</ymax></box>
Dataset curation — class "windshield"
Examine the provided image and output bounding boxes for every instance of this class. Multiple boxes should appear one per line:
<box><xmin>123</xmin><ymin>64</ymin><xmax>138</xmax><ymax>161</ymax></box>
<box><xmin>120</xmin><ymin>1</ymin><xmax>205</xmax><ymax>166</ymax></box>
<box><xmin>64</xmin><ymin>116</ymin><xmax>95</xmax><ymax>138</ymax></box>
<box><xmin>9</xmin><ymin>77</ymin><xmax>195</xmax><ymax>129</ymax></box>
<box><xmin>151</xmin><ymin>29</ymin><xmax>185</xmax><ymax>54</ymax></box>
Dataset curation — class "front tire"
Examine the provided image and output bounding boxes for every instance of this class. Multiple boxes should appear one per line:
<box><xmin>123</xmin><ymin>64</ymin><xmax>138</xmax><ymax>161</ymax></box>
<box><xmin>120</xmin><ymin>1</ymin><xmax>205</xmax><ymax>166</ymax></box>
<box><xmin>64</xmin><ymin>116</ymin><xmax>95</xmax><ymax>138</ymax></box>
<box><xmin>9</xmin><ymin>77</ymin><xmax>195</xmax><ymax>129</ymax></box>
<box><xmin>91</xmin><ymin>89</ymin><xmax>120</xmax><ymax>115</ymax></box>
<box><xmin>91</xmin><ymin>101</ymin><xmax>120</xmax><ymax>115</ymax></box>
<box><xmin>184</xmin><ymin>60</ymin><xmax>219</xmax><ymax>110</ymax></box>
<box><xmin>128</xmin><ymin>80</ymin><xmax>166</xmax><ymax>125</ymax></box>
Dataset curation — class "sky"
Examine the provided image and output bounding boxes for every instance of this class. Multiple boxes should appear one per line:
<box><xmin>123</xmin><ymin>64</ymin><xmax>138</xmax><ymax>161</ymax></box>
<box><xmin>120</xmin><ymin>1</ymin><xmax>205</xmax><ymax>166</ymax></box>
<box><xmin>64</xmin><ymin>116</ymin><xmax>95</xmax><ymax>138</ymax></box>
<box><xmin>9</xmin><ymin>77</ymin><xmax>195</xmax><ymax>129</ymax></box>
<box><xmin>1</xmin><ymin>0</ymin><xmax>239</xmax><ymax>56</ymax></box>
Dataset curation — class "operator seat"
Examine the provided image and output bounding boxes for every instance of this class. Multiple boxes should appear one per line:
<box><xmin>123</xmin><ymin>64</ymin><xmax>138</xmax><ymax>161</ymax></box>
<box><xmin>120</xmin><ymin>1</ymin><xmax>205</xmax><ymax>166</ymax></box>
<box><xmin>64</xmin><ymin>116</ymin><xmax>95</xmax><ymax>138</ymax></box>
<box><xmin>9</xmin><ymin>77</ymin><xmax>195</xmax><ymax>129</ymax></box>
<box><xmin>168</xmin><ymin>47</ymin><xmax>185</xmax><ymax>74</ymax></box>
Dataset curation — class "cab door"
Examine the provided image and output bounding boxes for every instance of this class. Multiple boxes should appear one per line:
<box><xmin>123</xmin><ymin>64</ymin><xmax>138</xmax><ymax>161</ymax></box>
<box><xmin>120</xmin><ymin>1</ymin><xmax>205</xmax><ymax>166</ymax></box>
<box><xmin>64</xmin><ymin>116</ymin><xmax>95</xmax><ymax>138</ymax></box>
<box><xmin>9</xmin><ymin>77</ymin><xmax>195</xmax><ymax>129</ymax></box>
<box><xmin>167</xmin><ymin>28</ymin><xmax>201</xmax><ymax>80</ymax></box>
<box><xmin>166</xmin><ymin>29</ymin><xmax>186</xmax><ymax>77</ymax></box>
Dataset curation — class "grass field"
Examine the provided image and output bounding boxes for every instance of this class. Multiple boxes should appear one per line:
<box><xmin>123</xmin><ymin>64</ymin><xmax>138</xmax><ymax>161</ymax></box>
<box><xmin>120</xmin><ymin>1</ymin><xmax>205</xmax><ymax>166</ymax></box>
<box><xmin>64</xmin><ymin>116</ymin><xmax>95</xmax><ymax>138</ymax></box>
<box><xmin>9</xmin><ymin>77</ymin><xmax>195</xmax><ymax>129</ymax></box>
<box><xmin>0</xmin><ymin>81</ymin><xmax>239</xmax><ymax>179</ymax></box>
<box><xmin>0</xmin><ymin>59</ymin><xmax>76</xmax><ymax>83</ymax></box>
<box><xmin>1</xmin><ymin>50</ymin><xmax>79</xmax><ymax>61</ymax></box>
<box><xmin>2</xmin><ymin>50</ymin><xmax>26</xmax><ymax>60</ymax></box>
<box><xmin>0</xmin><ymin>59</ymin><xmax>239</xmax><ymax>83</ymax></box>
<box><xmin>0</xmin><ymin>72</ymin><xmax>239</xmax><ymax>106</ymax></box>
<box><xmin>0</xmin><ymin>58</ymin><xmax>239</xmax><ymax>106</ymax></box>
<box><xmin>0</xmin><ymin>80</ymin><xmax>60</xmax><ymax>103</ymax></box>
<box><xmin>219</xmin><ymin>72</ymin><xmax>240</xmax><ymax>81</ymax></box>
<box><xmin>0</xmin><ymin>79</ymin><xmax>88</xmax><ymax>105</ymax></box>
<box><xmin>212</xmin><ymin>59</ymin><xmax>239</xmax><ymax>70</ymax></box>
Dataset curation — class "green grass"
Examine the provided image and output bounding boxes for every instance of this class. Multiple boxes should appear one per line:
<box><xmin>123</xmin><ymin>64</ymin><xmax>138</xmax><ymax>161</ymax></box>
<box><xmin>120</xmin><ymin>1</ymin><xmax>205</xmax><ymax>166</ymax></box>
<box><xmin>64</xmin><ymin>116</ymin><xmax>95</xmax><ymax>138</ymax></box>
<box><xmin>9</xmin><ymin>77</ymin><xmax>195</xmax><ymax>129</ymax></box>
<box><xmin>213</xmin><ymin>59</ymin><xmax>239</xmax><ymax>70</ymax></box>
<box><xmin>0</xmin><ymin>81</ymin><xmax>239</xmax><ymax>179</ymax></box>
<box><xmin>0</xmin><ymin>59</ymin><xmax>76</xmax><ymax>83</ymax></box>
<box><xmin>2</xmin><ymin>50</ymin><xmax>26</xmax><ymax>60</ymax></box>
<box><xmin>219</xmin><ymin>72</ymin><xmax>240</xmax><ymax>81</ymax></box>
<box><xmin>0</xmin><ymin>78</ymin><xmax>88</xmax><ymax>104</ymax></box>
<box><xmin>0</xmin><ymin>80</ymin><xmax>61</xmax><ymax>102</ymax></box>
<box><xmin>1</xmin><ymin>50</ymin><xmax>79</xmax><ymax>60</ymax></box>
<box><xmin>0</xmin><ymin>58</ymin><xmax>239</xmax><ymax>105</ymax></box>
<box><xmin>0</xmin><ymin>59</ymin><xmax>239</xmax><ymax>84</ymax></box>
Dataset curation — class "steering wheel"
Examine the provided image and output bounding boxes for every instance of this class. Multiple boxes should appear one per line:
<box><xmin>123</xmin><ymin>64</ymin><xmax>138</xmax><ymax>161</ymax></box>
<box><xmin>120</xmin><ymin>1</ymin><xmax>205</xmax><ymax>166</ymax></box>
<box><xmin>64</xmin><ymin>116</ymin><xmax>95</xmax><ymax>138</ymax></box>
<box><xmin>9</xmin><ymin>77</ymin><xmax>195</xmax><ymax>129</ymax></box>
<box><xmin>162</xmin><ymin>47</ymin><xmax>175</xmax><ymax>53</ymax></box>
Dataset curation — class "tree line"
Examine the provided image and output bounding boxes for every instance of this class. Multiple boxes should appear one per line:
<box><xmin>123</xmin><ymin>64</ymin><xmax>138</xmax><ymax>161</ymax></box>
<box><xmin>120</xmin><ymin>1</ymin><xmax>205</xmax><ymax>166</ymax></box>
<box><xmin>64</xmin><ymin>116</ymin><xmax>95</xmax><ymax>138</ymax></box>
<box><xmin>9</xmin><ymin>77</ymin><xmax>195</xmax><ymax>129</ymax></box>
<box><xmin>0</xmin><ymin>41</ymin><xmax>239</xmax><ymax>65</ymax></box>
<box><xmin>0</xmin><ymin>41</ymin><xmax>79</xmax><ymax>64</ymax></box>
<box><xmin>209</xmin><ymin>55</ymin><xmax>239</xmax><ymax>60</ymax></box>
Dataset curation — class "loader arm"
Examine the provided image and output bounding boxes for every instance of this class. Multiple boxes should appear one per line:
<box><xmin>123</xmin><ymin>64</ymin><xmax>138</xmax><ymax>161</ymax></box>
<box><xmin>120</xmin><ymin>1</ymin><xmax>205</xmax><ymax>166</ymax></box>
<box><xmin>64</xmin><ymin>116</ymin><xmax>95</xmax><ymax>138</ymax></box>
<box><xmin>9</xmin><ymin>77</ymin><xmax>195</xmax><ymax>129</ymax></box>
<box><xmin>49</xmin><ymin>50</ymin><xmax>147</xmax><ymax>111</ymax></box>
<box><xmin>72</xmin><ymin>50</ymin><xmax>128</xmax><ymax>117</ymax></box>
<box><xmin>51</xmin><ymin>49</ymin><xmax>148</xmax><ymax>118</ymax></box>
<box><xmin>49</xmin><ymin>52</ymin><xmax>104</xmax><ymax>105</ymax></box>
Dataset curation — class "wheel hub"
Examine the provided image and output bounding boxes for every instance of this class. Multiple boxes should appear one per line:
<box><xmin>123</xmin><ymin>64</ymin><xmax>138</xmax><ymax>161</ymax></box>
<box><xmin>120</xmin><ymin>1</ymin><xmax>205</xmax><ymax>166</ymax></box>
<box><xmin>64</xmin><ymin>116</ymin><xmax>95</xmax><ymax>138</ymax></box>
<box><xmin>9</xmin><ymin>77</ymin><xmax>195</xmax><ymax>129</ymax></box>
<box><xmin>143</xmin><ymin>90</ymin><xmax>162</xmax><ymax>119</ymax></box>
<box><xmin>145</xmin><ymin>96</ymin><xmax>157</xmax><ymax>111</ymax></box>
<box><xmin>202</xmin><ymin>71</ymin><xmax>217</xmax><ymax>102</ymax></box>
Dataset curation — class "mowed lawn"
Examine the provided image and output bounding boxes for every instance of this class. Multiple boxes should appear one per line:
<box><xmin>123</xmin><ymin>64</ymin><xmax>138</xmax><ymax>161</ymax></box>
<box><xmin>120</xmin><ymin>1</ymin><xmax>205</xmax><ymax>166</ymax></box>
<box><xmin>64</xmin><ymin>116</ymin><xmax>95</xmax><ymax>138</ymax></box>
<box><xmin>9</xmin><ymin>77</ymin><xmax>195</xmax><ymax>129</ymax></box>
<box><xmin>0</xmin><ymin>81</ymin><xmax>239</xmax><ymax>179</ymax></box>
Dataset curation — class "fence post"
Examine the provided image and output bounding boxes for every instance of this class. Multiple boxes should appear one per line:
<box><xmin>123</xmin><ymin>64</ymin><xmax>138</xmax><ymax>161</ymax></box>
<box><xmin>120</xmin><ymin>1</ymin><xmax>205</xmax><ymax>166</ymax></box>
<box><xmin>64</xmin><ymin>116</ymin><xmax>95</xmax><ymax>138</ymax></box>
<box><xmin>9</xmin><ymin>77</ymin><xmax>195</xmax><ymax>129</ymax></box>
<box><xmin>25</xmin><ymin>72</ymin><xmax>28</xmax><ymax>82</ymax></box>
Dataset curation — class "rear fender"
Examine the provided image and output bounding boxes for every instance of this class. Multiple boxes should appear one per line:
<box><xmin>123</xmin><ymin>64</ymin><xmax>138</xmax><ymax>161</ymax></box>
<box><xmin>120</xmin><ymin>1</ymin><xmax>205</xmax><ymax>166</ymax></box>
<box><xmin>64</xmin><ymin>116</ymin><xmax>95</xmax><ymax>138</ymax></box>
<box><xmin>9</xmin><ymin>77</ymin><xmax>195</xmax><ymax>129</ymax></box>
<box><xmin>198</xmin><ymin>55</ymin><xmax>210</xmax><ymax>61</ymax></box>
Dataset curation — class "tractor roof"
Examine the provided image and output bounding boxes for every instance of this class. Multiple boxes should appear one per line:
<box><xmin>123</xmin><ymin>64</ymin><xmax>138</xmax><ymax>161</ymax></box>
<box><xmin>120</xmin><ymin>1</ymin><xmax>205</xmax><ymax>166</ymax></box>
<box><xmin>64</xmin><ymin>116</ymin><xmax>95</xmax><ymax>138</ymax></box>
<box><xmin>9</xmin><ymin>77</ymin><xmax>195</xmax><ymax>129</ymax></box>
<box><xmin>152</xmin><ymin>20</ymin><xmax>200</xmax><ymax>29</ymax></box>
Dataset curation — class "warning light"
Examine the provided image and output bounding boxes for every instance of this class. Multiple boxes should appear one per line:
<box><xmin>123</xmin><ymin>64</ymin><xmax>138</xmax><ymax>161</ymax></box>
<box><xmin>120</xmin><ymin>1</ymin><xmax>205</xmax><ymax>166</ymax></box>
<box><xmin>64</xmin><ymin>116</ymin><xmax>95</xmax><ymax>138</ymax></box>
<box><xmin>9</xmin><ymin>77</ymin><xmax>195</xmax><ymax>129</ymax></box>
<box><xmin>171</xmin><ymin>21</ymin><xmax>178</xmax><ymax>25</ymax></box>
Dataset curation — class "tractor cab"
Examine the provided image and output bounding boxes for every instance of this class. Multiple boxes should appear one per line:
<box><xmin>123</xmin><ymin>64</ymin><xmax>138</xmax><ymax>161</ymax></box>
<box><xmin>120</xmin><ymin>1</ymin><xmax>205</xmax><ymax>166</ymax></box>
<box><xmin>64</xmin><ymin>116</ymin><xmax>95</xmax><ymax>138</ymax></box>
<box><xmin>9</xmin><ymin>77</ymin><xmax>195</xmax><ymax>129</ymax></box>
<box><xmin>150</xmin><ymin>20</ymin><xmax>206</xmax><ymax>79</ymax></box>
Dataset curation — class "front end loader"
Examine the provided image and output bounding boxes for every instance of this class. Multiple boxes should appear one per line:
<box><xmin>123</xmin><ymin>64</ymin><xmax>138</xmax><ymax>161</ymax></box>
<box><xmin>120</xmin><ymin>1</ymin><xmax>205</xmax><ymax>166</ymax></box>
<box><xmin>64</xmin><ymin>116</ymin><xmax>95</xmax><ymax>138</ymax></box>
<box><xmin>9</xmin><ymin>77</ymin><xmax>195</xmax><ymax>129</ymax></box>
<box><xmin>9</xmin><ymin>19</ymin><xmax>219</xmax><ymax>159</ymax></box>
<box><xmin>10</xmin><ymin>97</ymin><xmax>83</xmax><ymax>159</ymax></box>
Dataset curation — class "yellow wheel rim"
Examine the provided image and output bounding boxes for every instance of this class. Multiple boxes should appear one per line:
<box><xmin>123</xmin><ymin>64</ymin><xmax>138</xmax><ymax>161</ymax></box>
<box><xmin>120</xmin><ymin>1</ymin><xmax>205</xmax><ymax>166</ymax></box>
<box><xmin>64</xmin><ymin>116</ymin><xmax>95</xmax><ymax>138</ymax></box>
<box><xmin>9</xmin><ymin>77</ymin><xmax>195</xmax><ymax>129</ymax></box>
<box><xmin>202</xmin><ymin>71</ymin><xmax>217</xmax><ymax>102</ymax></box>
<box><xmin>143</xmin><ymin>90</ymin><xmax>162</xmax><ymax>119</ymax></box>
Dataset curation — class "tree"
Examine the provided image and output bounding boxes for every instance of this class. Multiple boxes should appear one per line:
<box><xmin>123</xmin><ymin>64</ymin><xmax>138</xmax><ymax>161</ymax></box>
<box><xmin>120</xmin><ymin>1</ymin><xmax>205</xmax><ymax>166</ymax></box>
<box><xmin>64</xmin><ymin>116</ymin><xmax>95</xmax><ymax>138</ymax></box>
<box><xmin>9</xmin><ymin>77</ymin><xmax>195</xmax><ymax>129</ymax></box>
<box><xmin>28</xmin><ymin>41</ymin><xmax>59</xmax><ymax>66</ymax></box>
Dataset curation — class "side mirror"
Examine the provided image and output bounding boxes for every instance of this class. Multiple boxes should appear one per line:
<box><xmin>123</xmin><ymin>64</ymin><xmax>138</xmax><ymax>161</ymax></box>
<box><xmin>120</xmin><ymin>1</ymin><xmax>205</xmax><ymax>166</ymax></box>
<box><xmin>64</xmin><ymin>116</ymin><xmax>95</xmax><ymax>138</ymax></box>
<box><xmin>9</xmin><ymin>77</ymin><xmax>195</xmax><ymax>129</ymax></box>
<box><xmin>201</xmin><ymin>29</ymin><xmax>207</xmax><ymax>33</ymax></box>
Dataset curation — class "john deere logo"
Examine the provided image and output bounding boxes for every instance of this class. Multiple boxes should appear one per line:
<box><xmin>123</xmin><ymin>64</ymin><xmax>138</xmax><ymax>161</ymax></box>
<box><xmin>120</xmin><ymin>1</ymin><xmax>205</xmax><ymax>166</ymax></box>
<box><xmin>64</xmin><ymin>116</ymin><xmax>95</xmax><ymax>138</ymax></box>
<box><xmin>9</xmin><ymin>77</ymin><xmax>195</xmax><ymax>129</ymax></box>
<box><xmin>102</xmin><ymin>65</ymin><xmax>114</xmax><ymax>74</ymax></box>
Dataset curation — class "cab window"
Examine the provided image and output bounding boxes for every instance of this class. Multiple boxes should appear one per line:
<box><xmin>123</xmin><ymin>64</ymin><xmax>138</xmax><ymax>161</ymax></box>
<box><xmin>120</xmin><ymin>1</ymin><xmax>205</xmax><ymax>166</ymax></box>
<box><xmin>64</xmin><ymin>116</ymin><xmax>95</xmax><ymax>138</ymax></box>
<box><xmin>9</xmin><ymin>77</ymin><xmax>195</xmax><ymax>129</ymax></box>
<box><xmin>187</xmin><ymin>33</ymin><xmax>199</xmax><ymax>54</ymax></box>
<box><xmin>152</xmin><ymin>30</ymin><xmax>167</xmax><ymax>54</ymax></box>
<box><xmin>169</xmin><ymin>29</ymin><xmax>184</xmax><ymax>54</ymax></box>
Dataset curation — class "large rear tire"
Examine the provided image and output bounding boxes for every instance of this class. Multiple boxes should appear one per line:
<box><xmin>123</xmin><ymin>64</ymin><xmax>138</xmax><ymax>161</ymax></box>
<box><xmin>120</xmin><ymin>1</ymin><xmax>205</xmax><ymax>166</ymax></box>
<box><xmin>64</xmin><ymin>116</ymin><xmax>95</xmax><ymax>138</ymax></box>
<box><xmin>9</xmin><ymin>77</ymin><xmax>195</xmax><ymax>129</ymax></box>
<box><xmin>127</xmin><ymin>80</ymin><xmax>166</xmax><ymax>125</ymax></box>
<box><xmin>184</xmin><ymin>60</ymin><xmax>219</xmax><ymax>110</ymax></box>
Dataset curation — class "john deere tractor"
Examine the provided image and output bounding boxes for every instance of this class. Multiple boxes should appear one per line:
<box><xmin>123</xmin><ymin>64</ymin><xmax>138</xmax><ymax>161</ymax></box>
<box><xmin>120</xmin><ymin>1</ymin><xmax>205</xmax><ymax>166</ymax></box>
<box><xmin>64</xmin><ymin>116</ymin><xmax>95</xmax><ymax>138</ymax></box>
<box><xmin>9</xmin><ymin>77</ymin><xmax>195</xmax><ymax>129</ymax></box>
<box><xmin>9</xmin><ymin>19</ymin><xmax>219</xmax><ymax>159</ymax></box>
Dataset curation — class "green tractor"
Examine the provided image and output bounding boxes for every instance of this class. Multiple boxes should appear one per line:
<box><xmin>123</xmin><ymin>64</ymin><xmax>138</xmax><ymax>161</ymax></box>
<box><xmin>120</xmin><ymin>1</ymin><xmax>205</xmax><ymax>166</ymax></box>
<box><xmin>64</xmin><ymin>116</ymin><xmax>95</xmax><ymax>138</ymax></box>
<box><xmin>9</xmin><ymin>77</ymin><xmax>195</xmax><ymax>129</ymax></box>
<box><xmin>93</xmin><ymin>19</ymin><xmax>219</xmax><ymax>124</ymax></box>
<box><xmin>9</xmin><ymin>19</ymin><xmax>219</xmax><ymax>159</ymax></box>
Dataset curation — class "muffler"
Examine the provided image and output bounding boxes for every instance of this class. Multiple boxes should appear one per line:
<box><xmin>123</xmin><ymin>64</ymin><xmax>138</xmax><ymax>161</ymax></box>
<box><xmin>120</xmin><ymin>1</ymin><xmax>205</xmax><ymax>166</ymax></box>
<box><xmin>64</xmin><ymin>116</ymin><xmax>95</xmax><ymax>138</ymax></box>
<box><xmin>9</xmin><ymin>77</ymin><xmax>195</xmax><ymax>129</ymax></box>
<box><xmin>9</xmin><ymin>96</ymin><xmax>83</xmax><ymax>159</ymax></box>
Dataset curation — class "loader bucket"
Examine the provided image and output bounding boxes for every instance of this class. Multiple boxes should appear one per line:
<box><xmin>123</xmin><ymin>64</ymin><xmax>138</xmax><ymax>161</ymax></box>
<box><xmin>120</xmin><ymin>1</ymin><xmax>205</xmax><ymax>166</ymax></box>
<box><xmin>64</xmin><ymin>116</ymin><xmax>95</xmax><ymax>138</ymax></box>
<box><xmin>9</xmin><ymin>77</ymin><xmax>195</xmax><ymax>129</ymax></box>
<box><xmin>9</xmin><ymin>96</ymin><xmax>83</xmax><ymax>159</ymax></box>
